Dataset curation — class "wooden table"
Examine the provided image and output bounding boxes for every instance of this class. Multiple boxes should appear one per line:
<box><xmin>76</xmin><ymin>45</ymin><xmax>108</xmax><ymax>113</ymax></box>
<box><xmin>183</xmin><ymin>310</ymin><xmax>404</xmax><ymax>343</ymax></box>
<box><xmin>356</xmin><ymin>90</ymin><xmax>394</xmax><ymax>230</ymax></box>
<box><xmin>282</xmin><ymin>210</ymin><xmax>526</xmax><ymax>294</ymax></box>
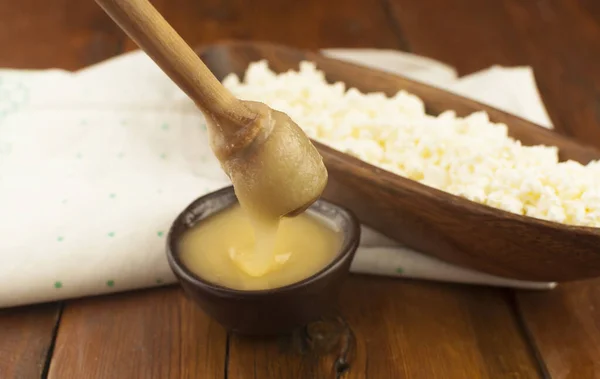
<box><xmin>2</xmin><ymin>0</ymin><xmax>600</xmax><ymax>378</ymax></box>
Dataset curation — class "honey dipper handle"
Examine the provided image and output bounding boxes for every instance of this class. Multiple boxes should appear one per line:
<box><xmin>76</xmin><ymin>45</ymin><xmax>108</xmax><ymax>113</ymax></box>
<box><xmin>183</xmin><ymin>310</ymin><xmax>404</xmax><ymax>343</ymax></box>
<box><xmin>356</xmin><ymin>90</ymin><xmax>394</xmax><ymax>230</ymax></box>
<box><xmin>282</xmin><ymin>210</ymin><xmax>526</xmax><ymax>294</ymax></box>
<box><xmin>95</xmin><ymin>0</ymin><xmax>257</xmax><ymax>126</ymax></box>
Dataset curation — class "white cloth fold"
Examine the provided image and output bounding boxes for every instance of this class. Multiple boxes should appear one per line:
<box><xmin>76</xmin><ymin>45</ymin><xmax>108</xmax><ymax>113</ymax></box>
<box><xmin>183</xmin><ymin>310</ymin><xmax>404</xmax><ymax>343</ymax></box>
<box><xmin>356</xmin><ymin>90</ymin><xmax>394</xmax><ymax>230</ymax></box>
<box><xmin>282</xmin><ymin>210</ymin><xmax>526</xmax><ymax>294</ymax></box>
<box><xmin>0</xmin><ymin>48</ymin><xmax>556</xmax><ymax>308</ymax></box>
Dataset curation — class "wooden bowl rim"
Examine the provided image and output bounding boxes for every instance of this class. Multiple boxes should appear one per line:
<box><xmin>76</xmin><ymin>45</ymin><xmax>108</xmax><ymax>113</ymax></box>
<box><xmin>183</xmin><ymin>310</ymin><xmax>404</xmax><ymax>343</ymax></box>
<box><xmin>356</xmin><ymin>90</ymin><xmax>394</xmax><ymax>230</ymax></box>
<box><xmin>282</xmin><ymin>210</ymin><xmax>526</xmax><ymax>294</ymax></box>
<box><xmin>196</xmin><ymin>40</ymin><xmax>600</xmax><ymax>238</ymax></box>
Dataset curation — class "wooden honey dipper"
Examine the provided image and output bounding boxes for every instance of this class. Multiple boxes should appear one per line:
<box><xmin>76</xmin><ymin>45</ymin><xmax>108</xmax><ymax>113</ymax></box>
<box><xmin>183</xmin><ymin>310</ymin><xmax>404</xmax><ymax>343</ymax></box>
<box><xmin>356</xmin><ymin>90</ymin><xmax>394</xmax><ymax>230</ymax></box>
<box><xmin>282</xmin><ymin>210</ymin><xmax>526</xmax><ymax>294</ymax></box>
<box><xmin>95</xmin><ymin>0</ymin><xmax>328</xmax><ymax>219</ymax></box>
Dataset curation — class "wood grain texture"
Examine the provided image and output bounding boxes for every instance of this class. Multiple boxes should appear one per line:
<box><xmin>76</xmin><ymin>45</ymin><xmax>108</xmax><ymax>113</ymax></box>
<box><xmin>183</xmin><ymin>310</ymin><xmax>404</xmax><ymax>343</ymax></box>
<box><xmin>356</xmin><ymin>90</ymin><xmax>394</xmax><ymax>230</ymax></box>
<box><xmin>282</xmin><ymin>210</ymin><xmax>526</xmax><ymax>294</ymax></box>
<box><xmin>200</xmin><ymin>40</ymin><xmax>600</xmax><ymax>282</ymax></box>
<box><xmin>48</xmin><ymin>287</ymin><xmax>227</xmax><ymax>379</ymax></box>
<box><xmin>384</xmin><ymin>1</ymin><xmax>600</xmax><ymax>378</ymax></box>
<box><xmin>121</xmin><ymin>0</ymin><xmax>406</xmax><ymax>52</ymax></box>
<box><xmin>227</xmin><ymin>276</ymin><xmax>542</xmax><ymax>379</ymax></box>
<box><xmin>507</xmin><ymin>1</ymin><xmax>600</xmax><ymax>374</ymax></box>
<box><xmin>386</xmin><ymin>0</ymin><xmax>600</xmax><ymax>146</ymax></box>
<box><xmin>0</xmin><ymin>0</ymin><xmax>124</xmax><ymax>70</ymax></box>
<box><xmin>503</xmin><ymin>0</ymin><xmax>600</xmax><ymax>145</ymax></box>
<box><xmin>517</xmin><ymin>282</ymin><xmax>600</xmax><ymax>379</ymax></box>
<box><xmin>0</xmin><ymin>303</ymin><xmax>61</xmax><ymax>379</ymax></box>
<box><xmin>385</xmin><ymin>0</ymin><xmax>525</xmax><ymax>74</ymax></box>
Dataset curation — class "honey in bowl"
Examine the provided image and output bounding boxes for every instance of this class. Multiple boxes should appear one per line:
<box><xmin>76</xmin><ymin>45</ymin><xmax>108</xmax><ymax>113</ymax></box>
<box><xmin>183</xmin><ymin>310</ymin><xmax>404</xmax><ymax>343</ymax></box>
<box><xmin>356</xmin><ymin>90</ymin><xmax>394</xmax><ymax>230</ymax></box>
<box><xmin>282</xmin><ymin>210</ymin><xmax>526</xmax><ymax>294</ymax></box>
<box><xmin>178</xmin><ymin>204</ymin><xmax>342</xmax><ymax>291</ymax></box>
<box><xmin>166</xmin><ymin>187</ymin><xmax>360</xmax><ymax>335</ymax></box>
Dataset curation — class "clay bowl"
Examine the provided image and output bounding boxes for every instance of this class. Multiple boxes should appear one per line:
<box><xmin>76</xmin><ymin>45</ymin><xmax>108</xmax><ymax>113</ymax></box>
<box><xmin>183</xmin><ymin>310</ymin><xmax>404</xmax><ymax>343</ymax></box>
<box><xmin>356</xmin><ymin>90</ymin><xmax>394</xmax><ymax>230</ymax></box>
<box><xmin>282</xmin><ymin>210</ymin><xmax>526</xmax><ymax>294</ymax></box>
<box><xmin>198</xmin><ymin>40</ymin><xmax>600</xmax><ymax>282</ymax></box>
<box><xmin>166</xmin><ymin>186</ymin><xmax>360</xmax><ymax>335</ymax></box>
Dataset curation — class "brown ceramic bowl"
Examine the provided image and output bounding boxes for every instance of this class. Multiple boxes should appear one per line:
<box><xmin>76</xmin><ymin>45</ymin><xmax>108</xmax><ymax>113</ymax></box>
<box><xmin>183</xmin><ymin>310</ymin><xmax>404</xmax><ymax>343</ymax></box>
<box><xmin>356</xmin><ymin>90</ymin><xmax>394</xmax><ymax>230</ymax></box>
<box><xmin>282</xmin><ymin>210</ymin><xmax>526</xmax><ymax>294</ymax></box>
<box><xmin>166</xmin><ymin>186</ymin><xmax>360</xmax><ymax>335</ymax></box>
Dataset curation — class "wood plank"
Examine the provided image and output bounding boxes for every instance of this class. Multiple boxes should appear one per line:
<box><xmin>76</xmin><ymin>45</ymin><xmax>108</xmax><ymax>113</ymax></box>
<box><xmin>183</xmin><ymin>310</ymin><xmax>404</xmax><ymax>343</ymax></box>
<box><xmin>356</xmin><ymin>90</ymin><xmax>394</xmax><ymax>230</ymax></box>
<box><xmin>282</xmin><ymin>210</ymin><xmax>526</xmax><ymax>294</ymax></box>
<box><xmin>0</xmin><ymin>303</ymin><xmax>61</xmax><ymax>379</ymax></box>
<box><xmin>386</xmin><ymin>0</ymin><xmax>526</xmax><ymax>74</ymax></box>
<box><xmin>0</xmin><ymin>0</ymin><xmax>123</xmax><ymax>70</ymax></box>
<box><xmin>502</xmin><ymin>0</ymin><xmax>600</xmax><ymax>145</ymax></box>
<box><xmin>227</xmin><ymin>275</ymin><xmax>542</xmax><ymax>379</ymax></box>
<box><xmin>121</xmin><ymin>0</ymin><xmax>407</xmax><ymax>52</ymax></box>
<box><xmin>48</xmin><ymin>287</ymin><xmax>227</xmax><ymax>379</ymax></box>
<box><xmin>387</xmin><ymin>1</ymin><xmax>600</xmax><ymax>377</ymax></box>
<box><xmin>509</xmin><ymin>1</ymin><xmax>600</xmax><ymax>375</ymax></box>
<box><xmin>388</xmin><ymin>0</ymin><xmax>600</xmax><ymax>143</ymax></box>
<box><xmin>517</xmin><ymin>281</ymin><xmax>600</xmax><ymax>378</ymax></box>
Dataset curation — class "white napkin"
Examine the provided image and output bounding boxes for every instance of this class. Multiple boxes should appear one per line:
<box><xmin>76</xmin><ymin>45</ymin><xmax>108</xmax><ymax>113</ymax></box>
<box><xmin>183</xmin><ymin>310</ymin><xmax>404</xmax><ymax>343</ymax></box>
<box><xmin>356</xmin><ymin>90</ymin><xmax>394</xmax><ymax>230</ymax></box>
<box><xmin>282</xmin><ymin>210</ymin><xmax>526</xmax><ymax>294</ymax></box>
<box><xmin>323</xmin><ymin>49</ymin><xmax>553</xmax><ymax>129</ymax></box>
<box><xmin>0</xmin><ymin>49</ymin><xmax>556</xmax><ymax>308</ymax></box>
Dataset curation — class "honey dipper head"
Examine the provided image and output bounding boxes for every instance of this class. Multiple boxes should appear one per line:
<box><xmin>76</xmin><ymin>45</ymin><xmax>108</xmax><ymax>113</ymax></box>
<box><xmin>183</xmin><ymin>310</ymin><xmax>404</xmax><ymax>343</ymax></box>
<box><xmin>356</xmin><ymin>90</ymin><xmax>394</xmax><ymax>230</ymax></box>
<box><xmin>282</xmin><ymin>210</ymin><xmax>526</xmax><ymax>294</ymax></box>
<box><xmin>210</xmin><ymin>101</ymin><xmax>328</xmax><ymax>219</ymax></box>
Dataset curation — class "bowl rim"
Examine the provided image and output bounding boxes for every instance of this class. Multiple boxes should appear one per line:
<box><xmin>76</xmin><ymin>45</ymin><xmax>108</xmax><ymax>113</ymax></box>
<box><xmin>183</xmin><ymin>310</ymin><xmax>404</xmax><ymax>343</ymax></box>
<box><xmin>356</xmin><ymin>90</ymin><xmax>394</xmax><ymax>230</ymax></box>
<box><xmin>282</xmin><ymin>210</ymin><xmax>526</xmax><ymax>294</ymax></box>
<box><xmin>166</xmin><ymin>186</ymin><xmax>361</xmax><ymax>298</ymax></box>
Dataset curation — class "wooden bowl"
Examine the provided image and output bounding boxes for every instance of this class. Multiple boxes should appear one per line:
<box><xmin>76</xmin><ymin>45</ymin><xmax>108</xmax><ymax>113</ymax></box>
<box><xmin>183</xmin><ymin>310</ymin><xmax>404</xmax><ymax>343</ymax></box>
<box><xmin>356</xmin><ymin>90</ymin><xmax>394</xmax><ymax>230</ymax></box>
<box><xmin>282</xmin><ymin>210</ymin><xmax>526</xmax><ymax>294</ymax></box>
<box><xmin>166</xmin><ymin>186</ymin><xmax>360</xmax><ymax>335</ymax></box>
<box><xmin>197</xmin><ymin>41</ymin><xmax>600</xmax><ymax>282</ymax></box>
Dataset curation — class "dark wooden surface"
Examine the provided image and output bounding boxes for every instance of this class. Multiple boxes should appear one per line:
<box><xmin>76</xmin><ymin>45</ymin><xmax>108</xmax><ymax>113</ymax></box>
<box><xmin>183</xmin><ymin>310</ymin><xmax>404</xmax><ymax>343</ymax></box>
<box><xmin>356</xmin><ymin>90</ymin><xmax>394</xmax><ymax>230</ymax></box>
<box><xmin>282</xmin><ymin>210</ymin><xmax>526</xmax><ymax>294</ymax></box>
<box><xmin>48</xmin><ymin>287</ymin><xmax>227</xmax><ymax>378</ymax></box>
<box><xmin>228</xmin><ymin>278</ymin><xmax>542</xmax><ymax>379</ymax></box>
<box><xmin>1</xmin><ymin>0</ymin><xmax>600</xmax><ymax>378</ymax></box>
<box><xmin>0</xmin><ymin>304</ymin><xmax>60</xmax><ymax>379</ymax></box>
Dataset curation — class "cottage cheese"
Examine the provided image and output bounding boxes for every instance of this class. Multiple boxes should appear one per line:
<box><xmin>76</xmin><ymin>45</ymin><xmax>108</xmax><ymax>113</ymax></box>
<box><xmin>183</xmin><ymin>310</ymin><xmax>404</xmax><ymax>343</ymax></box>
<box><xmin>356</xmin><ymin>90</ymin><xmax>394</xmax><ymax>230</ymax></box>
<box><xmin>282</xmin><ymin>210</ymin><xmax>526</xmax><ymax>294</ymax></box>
<box><xmin>223</xmin><ymin>60</ymin><xmax>600</xmax><ymax>228</ymax></box>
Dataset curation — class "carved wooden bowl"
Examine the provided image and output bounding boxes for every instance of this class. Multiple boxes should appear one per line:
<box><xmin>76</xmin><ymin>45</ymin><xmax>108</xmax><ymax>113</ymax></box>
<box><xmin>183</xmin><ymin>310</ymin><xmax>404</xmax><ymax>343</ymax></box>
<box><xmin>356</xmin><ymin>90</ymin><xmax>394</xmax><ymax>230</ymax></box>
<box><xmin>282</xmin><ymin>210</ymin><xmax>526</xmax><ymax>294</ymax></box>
<box><xmin>199</xmin><ymin>41</ymin><xmax>600</xmax><ymax>282</ymax></box>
